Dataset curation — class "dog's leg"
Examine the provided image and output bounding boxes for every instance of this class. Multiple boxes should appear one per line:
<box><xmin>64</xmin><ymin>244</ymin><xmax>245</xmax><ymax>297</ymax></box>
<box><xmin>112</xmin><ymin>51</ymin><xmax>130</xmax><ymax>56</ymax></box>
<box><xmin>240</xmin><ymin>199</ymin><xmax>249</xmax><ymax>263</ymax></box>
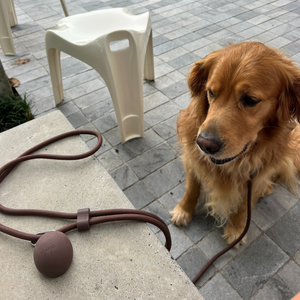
<box><xmin>171</xmin><ymin>169</ymin><xmax>200</xmax><ymax>226</ymax></box>
<box><xmin>223</xmin><ymin>188</ymin><xmax>261</xmax><ymax>246</ymax></box>
<box><xmin>223</xmin><ymin>204</ymin><xmax>247</xmax><ymax>246</ymax></box>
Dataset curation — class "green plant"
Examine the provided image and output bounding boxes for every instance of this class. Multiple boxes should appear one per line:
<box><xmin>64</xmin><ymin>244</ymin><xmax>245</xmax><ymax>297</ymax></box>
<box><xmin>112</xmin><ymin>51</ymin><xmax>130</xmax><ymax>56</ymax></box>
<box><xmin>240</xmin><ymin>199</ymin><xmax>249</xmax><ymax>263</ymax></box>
<box><xmin>0</xmin><ymin>93</ymin><xmax>33</xmax><ymax>132</ymax></box>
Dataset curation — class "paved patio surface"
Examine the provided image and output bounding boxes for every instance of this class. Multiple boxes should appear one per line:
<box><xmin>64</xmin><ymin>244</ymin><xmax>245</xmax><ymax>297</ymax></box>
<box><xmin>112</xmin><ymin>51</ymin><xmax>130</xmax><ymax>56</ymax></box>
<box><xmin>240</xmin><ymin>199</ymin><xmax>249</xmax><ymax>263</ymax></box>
<box><xmin>1</xmin><ymin>0</ymin><xmax>300</xmax><ymax>299</ymax></box>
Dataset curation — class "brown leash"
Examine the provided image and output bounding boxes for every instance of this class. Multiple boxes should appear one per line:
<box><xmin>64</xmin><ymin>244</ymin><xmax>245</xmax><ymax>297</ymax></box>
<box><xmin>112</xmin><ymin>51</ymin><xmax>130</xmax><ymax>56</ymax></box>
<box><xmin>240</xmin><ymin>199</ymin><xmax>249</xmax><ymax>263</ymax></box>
<box><xmin>0</xmin><ymin>130</ymin><xmax>252</xmax><ymax>282</ymax></box>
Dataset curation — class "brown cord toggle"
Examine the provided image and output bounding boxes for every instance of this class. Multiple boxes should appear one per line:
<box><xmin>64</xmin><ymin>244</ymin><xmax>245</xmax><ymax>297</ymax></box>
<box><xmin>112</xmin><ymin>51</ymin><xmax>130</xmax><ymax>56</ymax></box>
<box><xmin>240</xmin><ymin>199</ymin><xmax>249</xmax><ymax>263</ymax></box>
<box><xmin>77</xmin><ymin>208</ymin><xmax>90</xmax><ymax>231</ymax></box>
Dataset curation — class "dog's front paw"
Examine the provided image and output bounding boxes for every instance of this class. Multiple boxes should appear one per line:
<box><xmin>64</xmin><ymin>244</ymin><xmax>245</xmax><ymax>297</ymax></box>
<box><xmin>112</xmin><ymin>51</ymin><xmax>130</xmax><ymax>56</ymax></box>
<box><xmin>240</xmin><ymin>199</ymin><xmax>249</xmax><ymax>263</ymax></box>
<box><xmin>223</xmin><ymin>223</ymin><xmax>247</xmax><ymax>247</ymax></box>
<box><xmin>171</xmin><ymin>205</ymin><xmax>192</xmax><ymax>226</ymax></box>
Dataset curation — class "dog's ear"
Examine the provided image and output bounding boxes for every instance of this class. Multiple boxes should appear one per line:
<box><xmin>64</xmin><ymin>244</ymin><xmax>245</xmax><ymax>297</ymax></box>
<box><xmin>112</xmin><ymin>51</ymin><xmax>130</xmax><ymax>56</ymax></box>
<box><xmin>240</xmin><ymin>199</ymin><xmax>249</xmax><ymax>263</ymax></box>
<box><xmin>187</xmin><ymin>55</ymin><xmax>215</xmax><ymax>98</ymax></box>
<box><xmin>277</xmin><ymin>59</ymin><xmax>300</xmax><ymax>123</ymax></box>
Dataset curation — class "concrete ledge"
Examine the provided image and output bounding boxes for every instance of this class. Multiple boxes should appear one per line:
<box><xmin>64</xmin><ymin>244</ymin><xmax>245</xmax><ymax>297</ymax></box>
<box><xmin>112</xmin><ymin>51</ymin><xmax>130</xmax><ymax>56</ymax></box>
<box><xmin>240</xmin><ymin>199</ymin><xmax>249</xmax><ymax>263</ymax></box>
<box><xmin>0</xmin><ymin>111</ymin><xmax>204</xmax><ymax>299</ymax></box>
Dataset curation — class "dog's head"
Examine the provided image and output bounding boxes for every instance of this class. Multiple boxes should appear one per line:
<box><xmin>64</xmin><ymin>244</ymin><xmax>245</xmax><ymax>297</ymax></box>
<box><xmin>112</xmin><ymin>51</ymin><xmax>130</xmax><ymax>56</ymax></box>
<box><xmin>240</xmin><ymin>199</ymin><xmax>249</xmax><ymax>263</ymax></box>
<box><xmin>186</xmin><ymin>41</ymin><xmax>300</xmax><ymax>165</ymax></box>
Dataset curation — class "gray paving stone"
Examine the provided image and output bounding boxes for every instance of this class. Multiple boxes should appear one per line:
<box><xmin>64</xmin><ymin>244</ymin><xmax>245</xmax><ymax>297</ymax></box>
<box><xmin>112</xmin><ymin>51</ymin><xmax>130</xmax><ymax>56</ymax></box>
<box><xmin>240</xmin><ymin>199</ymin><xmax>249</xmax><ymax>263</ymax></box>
<box><xmin>258</xmin><ymin>19</ymin><xmax>283</xmax><ymax>31</ymax></box>
<box><xmin>198</xmin><ymin>222</ymin><xmax>261</xmax><ymax>270</ymax></box>
<box><xmin>77</xmin><ymin>122</ymin><xmax>98</xmax><ymax>142</ymax></box>
<box><xmin>158</xmin><ymin>47</ymin><xmax>189</xmax><ymax>63</ymax></box>
<box><xmin>63</xmin><ymin>71</ymin><xmax>97</xmax><ymax>90</ymax></box>
<box><xmin>92</xmin><ymin>113</ymin><xmax>118</xmax><ymax>133</ymax></box>
<box><xmin>294</xmin><ymin>249</ymin><xmax>300</xmax><ymax>266</ymax></box>
<box><xmin>5</xmin><ymin>59</ymin><xmax>42</xmax><ymax>78</ymax></box>
<box><xmin>184</xmin><ymin>19</ymin><xmax>212</xmax><ymax>33</ymax></box>
<box><xmin>194</xmin><ymin>43</ymin><xmax>223</xmax><ymax>58</ymax></box>
<box><xmin>66</xmin><ymin>111</ymin><xmax>89</xmax><ymax>128</ymax></box>
<box><xmin>114</xmin><ymin>129</ymin><xmax>164</xmax><ymax>161</ymax></box>
<box><xmin>153</xmin><ymin>115</ymin><xmax>177</xmax><ymax>140</ymax></box>
<box><xmin>173</xmin><ymin>32</ymin><xmax>203</xmax><ymax>46</ymax></box>
<box><xmin>227</xmin><ymin>22</ymin><xmax>253</xmax><ymax>33</ymax></box>
<box><xmin>238</xmin><ymin>26</ymin><xmax>266</xmax><ymax>39</ymax></box>
<box><xmin>153</xmin><ymin>35</ymin><xmax>169</xmax><ymax>47</ymax></box>
<box><xmin>87</xmin><ymin>135</ymin><xmax>111</xmax><ymax>157</ymax></box>
<box><xmin>144</xmin><ymin>101</ymin><xmax>180</xmax><ymax>126</ymax></box>
<box><xmin>252</xmin><ymin>185</ymin><xmax>298</xmax><ymax>231</ymax></box>
<box><xmin>267</xmin><ymin>202</ymin><xmax>300</xmax><ymax>256</ymax></box>
<box><xmin>32</xmin><ymin>95</ymin><xmax>56</xmax><ymax>116</ymax></box>
<box><xmin>177</xmin><ymin>247</ymin><xmax>217</xmax><ymax>287</ymax></box>
<box><xmin>155</xmin><ymin>23</ymin><xmax>182</xmax><ymax>35</ymax></box>
<box><xmin>128</xmin><ymin>142</ymin><xmax>176</xmax><ymax>179</ymax></box>
<box><xmin>161</xmin><ymin>80</ymin><xmax>189</xmax><ymax>100</ymax></box>
<box><xmin>252</xmin><ymin>31</ymin><xmax>278</xmax><ymax>43</ymax></box>
<box><xmin>149</xmin><ymin>76</ymin><xmax>175</xmax><ymax>91</ymax></box>
<box><xmin>143</xmin><ymin>91</ymin><xmax>169</xmax><ymax>113</ymax></box>
<box><xmin>236</xmin><ymin>10</ymin><xmax>260</xmax><ymax>21</ymax></box>
<box><xmin>57</xmin><ymin>101</ymin><xmax>79</xmax><ymax>117</ymax></box>
<box><xmin>45</xmin><ymin>57</ymin><xmax>91</xmax><ymax>79</ymax></box>
<box><xmin>65</xmin><ymin>78</ymin><xmax>105</xmax><ymax>100</ymax></box>
<box><xmin>124</xmin><ymin>181</ymin><xmax>155</xmax><ymax>210</ymax></box>
<box><xmin>174</xmin><ymin>92</ymin><xmax>191</xmax><ymax>109</ymax></box>
<box><xmin>222</xmin><ymin>235</ymin><xmax>289</xmax><ymax>300</ymax></box>
<box><xmin>143</xmin><ymin>82</ymin><xmax>157</xmax><ymax>97</ymax></box>
<box><xmin>16</xmin><ymin>75</ymin><xmax>52</xmax><ymax>94</ymax></box>
<box><xmin>218</xmin><ymin>34</ymin><xmax>244</xmax><ymax>47</ymax></box>
<box><xmin>103</xmin><ymin>127</ymin><xmax>122</xmax><ymax>147</ymax></box>
<box><xmin>200</xmin><ymin>273</ymin><xmax>242</xmax><ymax>300</ymax></box>
<box><xmin>167</xmin><ymin>53</ymin><xmax>200</xmax><ymax>70</ymax></box>
<box><xmin>157</xmin><ymin>223</ymin><xmax>193</xmax><ymax>259</ymax></box>
<box><xmin>153</xmin><ymin>41</ymin><xmax>179</xmax><ymax>56</ymax></box>
<box><xmin>248</xmin><ymin>14</ymin><xmax>271</xmax><ymax>25</ymax></box>
<box><xmin>82</xmin><ymin>99</ymin><xmax>114</xmax><ymax>122</ymax></box>
<box><xmin>158</xmin><ymin>181</ymin><xmax>185</xmax><ymax>212</ymax></box>
<box><xmin>183</xmin><ymin>38</ymin><xmax>212</xmax><ymax>52</ymax></box>
<box><xmin>154</xmin><ymin>62</ymin><xmax>175</xmax><ymax>78</ymax></box>
<box><xmin>252</xmin><ymin>260</ymin><xmax>300</xmax><ymax>300</ymax></box>
<box><xmin>224</xmin><ymin>6</ymin><xmax>248</xmax><ymax>17</ymax></box>
<box><xmin>98</xmin><ymin>149</ymin><xmax>124</xmax><ymax>172</ymax></box>
<box><xmin>182</xmin><ymin>212</ymin><xmax>216</xmax><ymax>244</ymax></box>
<box><xmin>16</xmin><ymin>67</ymin><xmax>48</xmax><ymax>84</ymax></box>
<box><xmin>143</xmin><ymin>200</ymin><xmax>172</xmax><ymax>232</ymax></box>
<box><xmin>110</xmin><ymin>164</ymin><xmax>139</xmax><ymax>190</ymax></box>
<box><xmin>30</xmin><ymin>85</ymin><xmax>54</xmax><ymax>102</ymax></box>
<box><xmin>166</xmin><ymin>70</ymin><xmax>186</xmax><ymax>83</ymax></box>
<box><xmin>278</xmin><ymin>11</ymin><xmax>300</xmax><ymax>23</ymax></box>
<box><xmin>142</xmin><ymin>158</ymin><xmax>185</xmax><ymax>198</ymax></box>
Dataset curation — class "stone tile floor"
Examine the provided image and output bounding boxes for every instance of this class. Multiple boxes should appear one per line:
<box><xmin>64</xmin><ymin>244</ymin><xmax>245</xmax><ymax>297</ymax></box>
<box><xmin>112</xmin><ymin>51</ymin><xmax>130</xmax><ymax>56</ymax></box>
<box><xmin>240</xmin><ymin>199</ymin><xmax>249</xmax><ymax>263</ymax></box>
<box><xmin>2</xmin><ymin>0</ymin><xmax>300</xmax><ymax>299</ymax></box>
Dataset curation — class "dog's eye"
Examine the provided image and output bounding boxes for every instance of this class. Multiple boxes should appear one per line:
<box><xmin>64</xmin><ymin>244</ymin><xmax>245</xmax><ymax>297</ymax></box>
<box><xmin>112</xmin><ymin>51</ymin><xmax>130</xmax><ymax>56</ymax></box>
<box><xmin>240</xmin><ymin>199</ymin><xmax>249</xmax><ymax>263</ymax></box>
<box><xmin>242</xmin><ymin>95</ymin><xmax>261</xmax><ymax>107</ymax></box>
<box><xmin>208</xmin><ymin>90</ymin><xmax>214</xmax><ymax>98</ymax></box>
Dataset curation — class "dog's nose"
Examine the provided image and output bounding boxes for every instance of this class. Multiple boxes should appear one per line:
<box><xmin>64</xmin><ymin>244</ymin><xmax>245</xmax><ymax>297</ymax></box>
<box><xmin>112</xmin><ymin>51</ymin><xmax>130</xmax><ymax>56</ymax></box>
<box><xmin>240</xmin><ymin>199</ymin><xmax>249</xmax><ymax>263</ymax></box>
<box><xmin>196</xmin><ymin>132</ymin><xmax>222</xmax><ymax>155</ymax></box>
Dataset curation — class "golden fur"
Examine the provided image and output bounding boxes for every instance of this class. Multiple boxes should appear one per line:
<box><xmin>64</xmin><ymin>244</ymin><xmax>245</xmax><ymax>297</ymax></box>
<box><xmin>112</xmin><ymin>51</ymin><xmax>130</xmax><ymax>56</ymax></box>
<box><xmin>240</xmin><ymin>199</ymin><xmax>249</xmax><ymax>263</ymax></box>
<box><xmin>171</xmin><ymin>41</ymin><xmax>300</xmax><ymax>244</ymax></box>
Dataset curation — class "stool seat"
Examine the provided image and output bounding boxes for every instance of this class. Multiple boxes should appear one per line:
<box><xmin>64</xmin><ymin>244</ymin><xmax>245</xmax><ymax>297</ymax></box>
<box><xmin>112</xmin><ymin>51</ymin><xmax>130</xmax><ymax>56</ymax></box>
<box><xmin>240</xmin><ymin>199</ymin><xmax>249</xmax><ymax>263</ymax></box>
<box><xmin>46</xmin><ymin>8</ymin><xmax>155</xmax><ymax>143</ymax></box>
<box><xmin>53</xmin><ymin>9</ymin><xmax>149</xmax><ymax>43</ymax></box>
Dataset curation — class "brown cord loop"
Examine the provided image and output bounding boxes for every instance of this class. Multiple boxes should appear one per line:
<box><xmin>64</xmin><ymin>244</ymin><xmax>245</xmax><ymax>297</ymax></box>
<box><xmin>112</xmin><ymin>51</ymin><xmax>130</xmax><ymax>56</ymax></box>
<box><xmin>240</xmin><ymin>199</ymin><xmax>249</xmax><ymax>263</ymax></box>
<box><xmin>77</xmin><ymin>208</ymin><xmax>91</xmax><ymax>231</ymax></box>
<box><xmin>0</xmin><ymin>130</ymin><xmax>172</xmax><ymax>251</ymax></box>
<box><xmin>0</xmin><ymin>129</ymin><xmax>253</xmax><ymax>284</ymax></box>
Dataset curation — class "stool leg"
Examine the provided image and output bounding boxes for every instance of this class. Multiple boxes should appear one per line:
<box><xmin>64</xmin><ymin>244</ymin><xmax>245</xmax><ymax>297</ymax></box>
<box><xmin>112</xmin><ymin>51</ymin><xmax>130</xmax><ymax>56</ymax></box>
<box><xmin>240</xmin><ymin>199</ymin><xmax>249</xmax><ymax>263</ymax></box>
<box><xmin>144</xmin><ymin>30</ymin><xmax>155</xmax><ymax>81</ymax></box>
<box><xmin>98</xmin><ymin>65</ymin><xmax>144</xmax><ymax>143</ymax></box>
<box><xmin>94</xmin><ymin>38</ymin><xmax>144</xmax><ymax>142</ymax></box>
<box><xmin>60</xmin><ymin>0</ymin><xmax>69</xmax><ymax>17</ymax></box>
<box><xmin>0</xmin><ymin>0</ymin><xmax>16</xmax><ymax>55</ymax></box>
<box><xmin>8</xmin><ymin>0</ymin><xmax>18</xmax><ymax>27</ymax></box>
<box><xmin>47</xmin><ymin>48</ymin><xmax>64</xmax><ymax>105</ymax></box>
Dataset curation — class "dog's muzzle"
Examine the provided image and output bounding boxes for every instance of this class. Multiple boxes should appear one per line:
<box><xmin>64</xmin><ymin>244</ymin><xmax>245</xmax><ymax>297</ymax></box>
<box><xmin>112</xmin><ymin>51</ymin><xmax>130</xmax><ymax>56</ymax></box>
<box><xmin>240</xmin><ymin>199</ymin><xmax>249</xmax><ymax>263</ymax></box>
<box><xmin>210</xmin><ymin>143</ymin><xmax>249</xmax><ymax>165</ymax></box>
<box><xmin>196</xmin><ymin>132</ymin><xmax>249</xmax><ymax>165</ymax></box>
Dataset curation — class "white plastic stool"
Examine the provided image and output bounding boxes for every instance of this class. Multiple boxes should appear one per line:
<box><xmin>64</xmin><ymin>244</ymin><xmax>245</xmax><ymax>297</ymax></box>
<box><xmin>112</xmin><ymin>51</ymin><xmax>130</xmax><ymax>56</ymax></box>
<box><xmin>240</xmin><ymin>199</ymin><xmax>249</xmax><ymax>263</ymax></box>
<box><xmin>45</xmin><ymin>8</ymin><xmax>155</xmax><ymax>143</ymax></box>
<box><xmin>0</xmin><ymin>0</ymin><xmax>17</xmax><ymax>55</ymax></box>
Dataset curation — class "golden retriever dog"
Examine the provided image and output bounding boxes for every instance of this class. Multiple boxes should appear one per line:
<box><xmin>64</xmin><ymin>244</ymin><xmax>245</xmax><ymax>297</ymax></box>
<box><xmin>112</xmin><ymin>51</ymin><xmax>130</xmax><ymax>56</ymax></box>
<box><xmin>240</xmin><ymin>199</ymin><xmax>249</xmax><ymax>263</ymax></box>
<box><xmin>171</xmin><ymin>41</ymin><xmax>300</xmax><ymax>245</ymax></box>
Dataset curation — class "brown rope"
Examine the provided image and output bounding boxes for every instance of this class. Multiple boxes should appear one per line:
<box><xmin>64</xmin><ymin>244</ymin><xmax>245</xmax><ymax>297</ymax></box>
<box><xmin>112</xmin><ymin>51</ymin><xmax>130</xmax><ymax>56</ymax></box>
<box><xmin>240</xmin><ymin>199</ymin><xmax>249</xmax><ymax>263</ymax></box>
<box><xmin>0</xmin><ymin>129</ymin><xmax>253</xmax><ymax>283</ymax></box>
<box><xmin>192</xmin><ymin>178</ymin><xmax>252</xmax><ymax>284</ymax></box>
